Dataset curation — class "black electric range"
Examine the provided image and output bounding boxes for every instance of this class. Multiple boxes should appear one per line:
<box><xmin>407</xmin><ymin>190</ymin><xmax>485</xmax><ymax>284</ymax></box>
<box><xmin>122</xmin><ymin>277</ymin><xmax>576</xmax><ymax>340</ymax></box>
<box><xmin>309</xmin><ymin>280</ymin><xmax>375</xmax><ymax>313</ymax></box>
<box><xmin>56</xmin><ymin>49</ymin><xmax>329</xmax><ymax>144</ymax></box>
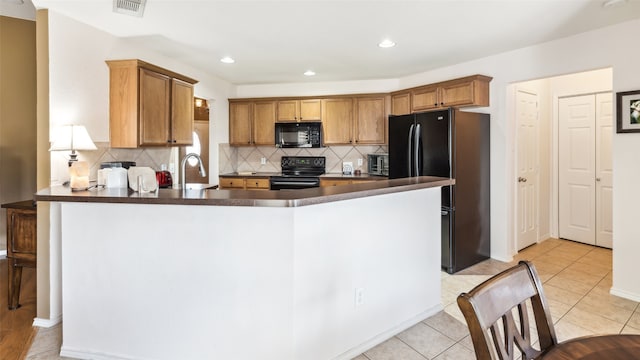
<box><xmin>269</xmin><ymin>156</ymin><xmax>326</xmax><ymax>190</ymax></box>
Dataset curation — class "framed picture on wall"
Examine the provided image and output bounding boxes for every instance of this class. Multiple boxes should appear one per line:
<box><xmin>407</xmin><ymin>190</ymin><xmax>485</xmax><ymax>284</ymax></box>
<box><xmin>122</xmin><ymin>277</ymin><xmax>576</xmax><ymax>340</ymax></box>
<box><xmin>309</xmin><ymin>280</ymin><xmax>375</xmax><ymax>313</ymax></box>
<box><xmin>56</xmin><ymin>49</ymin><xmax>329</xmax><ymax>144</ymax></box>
<box><xmin>616</xmin><ymin>90</ymin><xmax>640</xmax><ymax>133</ymax></box>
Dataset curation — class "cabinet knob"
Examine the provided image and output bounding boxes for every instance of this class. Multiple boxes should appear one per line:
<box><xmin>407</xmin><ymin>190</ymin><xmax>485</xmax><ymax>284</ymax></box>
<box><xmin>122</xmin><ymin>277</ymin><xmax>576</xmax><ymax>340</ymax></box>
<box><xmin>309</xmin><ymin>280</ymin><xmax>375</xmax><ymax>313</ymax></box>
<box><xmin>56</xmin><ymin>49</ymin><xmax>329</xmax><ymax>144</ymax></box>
<box><xmin>434</xmin><ymin>103</ymin><xmax>438</xmax><ymax>106</ymax></box>
<box><xmin>440</xmin><ymin>102</ymin><xmax>444</xmax><ymax>106</ymax></box>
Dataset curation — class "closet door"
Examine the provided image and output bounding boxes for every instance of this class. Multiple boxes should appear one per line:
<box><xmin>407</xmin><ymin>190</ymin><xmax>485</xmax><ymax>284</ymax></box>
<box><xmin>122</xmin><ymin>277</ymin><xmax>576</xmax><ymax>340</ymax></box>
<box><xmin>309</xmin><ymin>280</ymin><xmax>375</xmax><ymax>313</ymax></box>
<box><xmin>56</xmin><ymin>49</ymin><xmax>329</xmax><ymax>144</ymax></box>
<box><xmin>559</xmin><ymin>95</ymin><xmax>596</xmax><ymax>245</ymax></box>
<box><xmin>559</xmin><ymin>93</ymin><xmax>613</xmax><ymax>248</ymax></box>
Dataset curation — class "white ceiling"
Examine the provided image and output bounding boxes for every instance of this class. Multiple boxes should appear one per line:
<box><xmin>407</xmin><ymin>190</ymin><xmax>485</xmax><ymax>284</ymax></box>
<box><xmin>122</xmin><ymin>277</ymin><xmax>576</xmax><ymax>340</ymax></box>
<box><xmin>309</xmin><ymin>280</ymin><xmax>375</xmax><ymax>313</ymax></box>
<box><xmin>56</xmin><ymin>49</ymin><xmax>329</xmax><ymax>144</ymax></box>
<box><xmin>29</xmin><ymin>0</ymin><xmax>640</xmax><ymax>85</ymax></box>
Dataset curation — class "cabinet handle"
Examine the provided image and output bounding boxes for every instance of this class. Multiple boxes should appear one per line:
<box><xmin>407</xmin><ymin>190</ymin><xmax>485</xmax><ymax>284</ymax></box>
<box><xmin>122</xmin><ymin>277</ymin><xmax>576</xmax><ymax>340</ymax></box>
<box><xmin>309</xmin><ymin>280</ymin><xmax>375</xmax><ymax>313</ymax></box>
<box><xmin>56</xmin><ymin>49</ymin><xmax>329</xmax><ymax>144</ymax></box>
<box><xmin>167</xmin><ymin>140</ymin><xmax>172</xmax><ymax>143</ymax></box>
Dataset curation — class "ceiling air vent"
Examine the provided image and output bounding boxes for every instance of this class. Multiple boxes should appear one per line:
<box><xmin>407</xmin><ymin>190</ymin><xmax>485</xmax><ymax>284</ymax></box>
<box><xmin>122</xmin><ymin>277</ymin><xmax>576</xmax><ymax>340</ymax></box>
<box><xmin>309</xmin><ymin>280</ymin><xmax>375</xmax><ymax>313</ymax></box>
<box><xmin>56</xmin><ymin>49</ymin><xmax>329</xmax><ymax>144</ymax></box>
<box><xmin>113</xmin><ymin>0</ymin><xmax>147</xmax><ymax>17</ymax></box>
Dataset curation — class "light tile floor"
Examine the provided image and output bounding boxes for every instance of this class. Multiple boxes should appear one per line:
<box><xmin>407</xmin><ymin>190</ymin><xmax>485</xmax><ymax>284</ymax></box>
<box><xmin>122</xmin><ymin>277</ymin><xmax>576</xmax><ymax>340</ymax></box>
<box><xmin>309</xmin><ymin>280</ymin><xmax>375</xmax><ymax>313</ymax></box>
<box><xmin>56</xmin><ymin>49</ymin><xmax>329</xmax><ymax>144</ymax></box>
<box><xmin>353</xmin><ymin>238</ymin><xmax>640</xmax><ymax>360</ymax></box>
<box><xmin>26</xmin><ymin>238</ymin><xmax>640</xmax><ymax>360</ymax></box>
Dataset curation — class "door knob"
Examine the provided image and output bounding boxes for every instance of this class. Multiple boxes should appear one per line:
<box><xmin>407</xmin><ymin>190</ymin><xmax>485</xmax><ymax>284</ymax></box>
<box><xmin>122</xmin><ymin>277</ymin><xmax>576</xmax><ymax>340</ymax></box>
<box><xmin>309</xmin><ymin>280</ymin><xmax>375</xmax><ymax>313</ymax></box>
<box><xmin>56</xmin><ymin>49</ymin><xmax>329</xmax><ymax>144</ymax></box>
<box><xmin>518</xmin><ymin>177</ymin><xmax>527</xmax><ymax>183</ymax></box>
<box><xmin>596</xmin><ymin>178</ymin><xmax>601</xmax><ymax>182</ymax></box>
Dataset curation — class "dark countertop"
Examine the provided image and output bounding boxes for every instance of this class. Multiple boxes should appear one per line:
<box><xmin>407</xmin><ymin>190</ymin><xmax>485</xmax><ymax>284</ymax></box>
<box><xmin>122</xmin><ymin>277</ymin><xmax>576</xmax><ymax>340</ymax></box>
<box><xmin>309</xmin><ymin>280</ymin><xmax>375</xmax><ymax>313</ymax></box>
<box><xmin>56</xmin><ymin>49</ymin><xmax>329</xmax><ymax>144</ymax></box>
<box><xmin>35</xmin><ymin>176</ymin><xmax>453</xmax><ymax>208</ymax></box>
<box><xmin>219</xmin><ymin>172</ymin><xmax>387</xmax><ymax>180</ymax></box>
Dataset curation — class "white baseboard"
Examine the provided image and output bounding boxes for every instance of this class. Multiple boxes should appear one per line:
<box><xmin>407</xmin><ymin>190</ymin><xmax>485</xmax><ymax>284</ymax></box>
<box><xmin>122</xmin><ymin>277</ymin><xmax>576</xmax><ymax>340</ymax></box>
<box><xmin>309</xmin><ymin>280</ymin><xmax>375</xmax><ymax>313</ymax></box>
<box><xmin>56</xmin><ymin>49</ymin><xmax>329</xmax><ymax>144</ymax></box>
<box><xmin>33</xmin><ymin>315</ymin><xmax>62</xmax><ymax>328</ymax></box>
<box><xmin>61</xmin><ymin>347</ymin><xmax>142</xmax><ymax>360</ymax></box>
<box><xmin>610</xmin><ymin>287</ymin><xmax>640</xmax><ymax>303</ymax></box>
<box><xmin>0</xmin><ymin>250</ymin><xmax>6</xmax><ymax>258</ymax></box>
<box><xmin>333</xmin><ymin>304</ymin><xmax>443</xmax><ymax>360</ymax></box>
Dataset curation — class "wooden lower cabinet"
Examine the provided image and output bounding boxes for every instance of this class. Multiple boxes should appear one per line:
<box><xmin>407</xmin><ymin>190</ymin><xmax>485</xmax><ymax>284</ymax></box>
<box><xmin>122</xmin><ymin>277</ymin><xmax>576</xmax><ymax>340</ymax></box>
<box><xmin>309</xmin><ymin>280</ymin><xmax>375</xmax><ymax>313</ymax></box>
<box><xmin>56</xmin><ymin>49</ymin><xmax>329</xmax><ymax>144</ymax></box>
<box><xmin>244</xmin><ymin>177</ymin><xmax>270</xmax><ymax>190</ymax></box>
<box><xmin>219</xmin><ymin>177</ymin><xmax>270</xmax><ymax>190</ymax></box>
<box><xmin>2</xmin><ymin>201</ymin><xmax>37</xmax><ymax>310</ymax></box>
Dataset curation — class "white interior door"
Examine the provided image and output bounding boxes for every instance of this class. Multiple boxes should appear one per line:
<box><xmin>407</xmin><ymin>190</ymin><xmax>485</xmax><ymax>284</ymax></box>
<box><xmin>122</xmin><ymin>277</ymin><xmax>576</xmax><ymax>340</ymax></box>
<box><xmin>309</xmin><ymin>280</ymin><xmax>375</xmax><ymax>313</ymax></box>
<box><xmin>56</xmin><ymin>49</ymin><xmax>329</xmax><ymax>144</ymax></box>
<box><xmin>559</xmin><ymin>95</ymin><xmax>596</xmax><ymax>245</ymax></box>
<box><xmin>595</xmin><ymin>92</ymin><xmax>613</xmax><ymax>248</ymax></box>
<box><xmin>516</xmin><ymin>90</ymin><xmax>539</xmax><ymax>250</ymax></box>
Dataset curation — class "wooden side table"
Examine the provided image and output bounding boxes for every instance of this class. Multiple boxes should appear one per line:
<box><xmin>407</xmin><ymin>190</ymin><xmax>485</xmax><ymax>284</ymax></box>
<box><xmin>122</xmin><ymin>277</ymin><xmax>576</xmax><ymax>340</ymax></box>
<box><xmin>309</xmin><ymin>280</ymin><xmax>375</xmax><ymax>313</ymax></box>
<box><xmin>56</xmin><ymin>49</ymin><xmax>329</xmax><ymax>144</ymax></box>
<box><xmin>2</xmin><ymin>200</ymin><xmax>37</xmax><ymax>310</ymax></box>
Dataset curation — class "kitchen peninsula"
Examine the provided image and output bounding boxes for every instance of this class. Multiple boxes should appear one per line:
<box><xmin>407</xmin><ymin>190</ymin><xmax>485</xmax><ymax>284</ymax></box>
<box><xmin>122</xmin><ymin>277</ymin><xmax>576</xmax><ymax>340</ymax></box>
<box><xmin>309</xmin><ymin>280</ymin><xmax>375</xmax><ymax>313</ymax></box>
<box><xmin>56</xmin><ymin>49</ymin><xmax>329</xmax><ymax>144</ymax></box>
<box><xmin>35</xmin><ymin>177</ymin><xmax>451</xmax><ymax>360</ymax></box>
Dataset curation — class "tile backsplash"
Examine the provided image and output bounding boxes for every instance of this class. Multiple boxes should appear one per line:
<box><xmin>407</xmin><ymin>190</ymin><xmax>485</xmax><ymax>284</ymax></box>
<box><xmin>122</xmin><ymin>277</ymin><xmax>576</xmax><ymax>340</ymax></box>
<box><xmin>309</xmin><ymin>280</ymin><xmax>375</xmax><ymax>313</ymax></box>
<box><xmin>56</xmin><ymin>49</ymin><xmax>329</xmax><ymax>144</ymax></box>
<box><xmin>219</xmin><ymin>144</ymin><xmax>388</xmax><ymax>174</ymax></box>
<box><xmin>50</xmin><ymin>142</ymin><xmax>176</xmax><ymax>185</ymax></box>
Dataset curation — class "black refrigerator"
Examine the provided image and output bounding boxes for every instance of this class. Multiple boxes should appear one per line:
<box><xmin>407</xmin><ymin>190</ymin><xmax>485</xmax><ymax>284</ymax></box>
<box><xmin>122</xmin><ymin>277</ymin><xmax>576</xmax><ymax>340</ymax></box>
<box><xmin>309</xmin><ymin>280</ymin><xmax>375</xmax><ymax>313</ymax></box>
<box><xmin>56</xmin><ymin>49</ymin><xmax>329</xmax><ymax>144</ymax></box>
<box><xmin>388</xmin><ymin>108</ymin><xmax>490</xmax><ymax>274</ymax></box>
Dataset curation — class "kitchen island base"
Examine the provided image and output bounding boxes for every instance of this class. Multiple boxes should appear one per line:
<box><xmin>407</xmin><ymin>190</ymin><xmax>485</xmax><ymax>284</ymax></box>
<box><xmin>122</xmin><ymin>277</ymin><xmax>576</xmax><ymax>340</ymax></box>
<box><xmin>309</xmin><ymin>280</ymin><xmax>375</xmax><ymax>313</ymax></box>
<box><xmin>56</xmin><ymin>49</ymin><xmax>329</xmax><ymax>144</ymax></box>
<box><xmin>52</xmin><ymin>186</ymin><xmax>442</xmax><ymax>360</ymax></box>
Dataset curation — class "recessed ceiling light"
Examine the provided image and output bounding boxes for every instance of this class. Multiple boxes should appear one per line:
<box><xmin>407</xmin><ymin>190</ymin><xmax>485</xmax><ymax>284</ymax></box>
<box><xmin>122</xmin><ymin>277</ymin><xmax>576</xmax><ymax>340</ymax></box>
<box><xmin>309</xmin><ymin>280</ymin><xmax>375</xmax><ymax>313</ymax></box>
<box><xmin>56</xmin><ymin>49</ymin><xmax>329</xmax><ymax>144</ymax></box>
<box><xmin>304</xmin><ymin>70</ymin><xmax>316</xmax><ymax>76</ymax></box>
<box><xmin>220</xmin><ymin>57</ymin><xmax>235</xmax><ymax>64</ymax></box>
<box><xmin>378</xmin><ymin>39</ymin><xmax>396</xmax><ymax>48</ymax></box>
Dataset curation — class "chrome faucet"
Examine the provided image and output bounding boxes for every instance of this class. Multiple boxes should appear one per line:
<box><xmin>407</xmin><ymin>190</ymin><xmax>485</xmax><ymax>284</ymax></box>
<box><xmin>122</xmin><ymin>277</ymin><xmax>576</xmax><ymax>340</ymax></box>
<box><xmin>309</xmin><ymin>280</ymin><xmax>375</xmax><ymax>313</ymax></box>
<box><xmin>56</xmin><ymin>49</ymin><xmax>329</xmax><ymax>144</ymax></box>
<box><xmin>180</xmin><ymin>153</ymin><xmax>207</xmax><ymax>190</ymax></box>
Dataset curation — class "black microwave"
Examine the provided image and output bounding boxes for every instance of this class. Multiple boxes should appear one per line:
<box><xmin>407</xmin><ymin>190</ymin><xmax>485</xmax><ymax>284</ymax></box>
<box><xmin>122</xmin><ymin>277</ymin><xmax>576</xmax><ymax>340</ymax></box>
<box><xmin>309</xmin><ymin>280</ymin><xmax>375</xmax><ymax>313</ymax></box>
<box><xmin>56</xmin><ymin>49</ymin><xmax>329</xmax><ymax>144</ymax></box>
<box><xmin>275</xmin><ymin>122</ymin><xmax>322</xmax><ymax>148</ymax></box>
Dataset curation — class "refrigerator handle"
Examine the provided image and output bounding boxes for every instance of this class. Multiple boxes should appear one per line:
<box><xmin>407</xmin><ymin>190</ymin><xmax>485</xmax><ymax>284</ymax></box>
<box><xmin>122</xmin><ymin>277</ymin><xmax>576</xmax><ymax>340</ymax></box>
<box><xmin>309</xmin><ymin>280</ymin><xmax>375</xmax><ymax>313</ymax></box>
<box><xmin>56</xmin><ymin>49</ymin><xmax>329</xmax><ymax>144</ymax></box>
<box><xmin>407</xmin><ymin>124</ymin><xmax>414</xmax><ymax>177</ymax></box>
<box><xmin>414</xmin><ymin>123</ymin><xmax>421</xmax><ymax>176</ymax></box>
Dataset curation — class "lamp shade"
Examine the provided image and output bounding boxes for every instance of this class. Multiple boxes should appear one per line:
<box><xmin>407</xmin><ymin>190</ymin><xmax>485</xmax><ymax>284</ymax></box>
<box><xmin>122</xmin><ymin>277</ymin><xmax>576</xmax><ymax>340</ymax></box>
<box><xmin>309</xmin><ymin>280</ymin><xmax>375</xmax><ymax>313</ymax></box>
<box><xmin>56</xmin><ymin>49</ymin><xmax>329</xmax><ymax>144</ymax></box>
<box><xmin>50</xmin><ymin>125</ymin><xmax>97</xmax><ymax>151</ymax></box>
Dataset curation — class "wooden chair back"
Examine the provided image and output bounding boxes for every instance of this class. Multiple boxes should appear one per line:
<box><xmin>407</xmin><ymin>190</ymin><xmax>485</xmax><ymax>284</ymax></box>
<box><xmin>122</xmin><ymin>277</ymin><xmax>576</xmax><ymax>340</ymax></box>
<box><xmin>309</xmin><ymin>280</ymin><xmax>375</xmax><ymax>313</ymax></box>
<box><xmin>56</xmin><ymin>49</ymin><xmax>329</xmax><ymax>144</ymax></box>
<box><xmin>457</xmin><ymin>261</ymin><xmax>558</xmax><ymax>360</ymax></box>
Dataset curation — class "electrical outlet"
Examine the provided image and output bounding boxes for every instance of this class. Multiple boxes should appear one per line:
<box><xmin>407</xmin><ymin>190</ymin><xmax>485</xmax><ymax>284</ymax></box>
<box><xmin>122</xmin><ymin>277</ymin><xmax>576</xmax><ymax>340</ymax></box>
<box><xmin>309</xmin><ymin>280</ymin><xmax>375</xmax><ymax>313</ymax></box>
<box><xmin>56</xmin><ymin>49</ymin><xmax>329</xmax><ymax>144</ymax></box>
<box><xmin>355</xmin><ymin>288</ymin><xmax>364</xmax><ymax>307</ymax></box>
<box><xmin>357</xmin><ymin>158</ymin><xmax>363</xmax><ymax>167</ymax></box>
<box><xmin>260</xmin><ymin>157</ymin><xmax>267</xmax><ymax>165</ymax></box>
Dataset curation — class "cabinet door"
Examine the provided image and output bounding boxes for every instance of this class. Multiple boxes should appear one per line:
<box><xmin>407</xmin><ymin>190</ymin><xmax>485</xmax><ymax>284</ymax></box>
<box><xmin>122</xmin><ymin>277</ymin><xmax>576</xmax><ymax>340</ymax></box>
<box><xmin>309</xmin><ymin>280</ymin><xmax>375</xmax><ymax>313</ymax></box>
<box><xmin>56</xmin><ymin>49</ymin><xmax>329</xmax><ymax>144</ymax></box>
<box><xmin>440</xmin><ymin>80</ymin><xmax>475</xmax><ymax>107</ymax></box>
<box><xmin>299</xmin><ymin>99</ymin><xmax>322</xmax><ymax>121</ymax></box>
<box><xmin>171</xmin><ymin>78</ymin><xmax>194</xmax><ymax>145</ymax></box>
<box><xmin>354</xmin><ymin>97</ymin><xmax>386</xmax><ymax>144</ymax></box>
<box><xmin>391</xmin><ymin>92</ymin><xmax>411</xmax><ymax>115</ymax></box>
<box><xmin>253</xmin><ymin>101</ymin><xmax>276</xmax><ymax>145</ymax></box>
<box><xmin>219</xmin><ymin>177</ymin><xmax>246</xmax><ymax>189</ymax></box>
<box><xmin>229</xmin><ymin>102</ymin><xmax>253</xmax><ymax>145</ymax></box>
<box><xmin>276</xmin><ymin>100</ymin><xmax>299</xmax><ymax>122</ymax></box>
<box><xmin>322</xmin><ymin>98</ymin><xmax>353</xmax><ymax>145</ymax></box>
<box><xmin>7</xmin><ymin>209</ymin><xmax>37</xmax><ymax>259</ymax></box>
<box><xmin>139</xmin><ymin>68</ymin><xmax>171</xmax><ymax>145</ymax></box>
<box><xmin>411</xmin><ymin>85</ymin><xmax>439</xmax><ymax>111</ymax></box>
<box><xmin>245</xmin><ymin>177</ymin><xmax>270</xmax><ymax>190</ymax></box>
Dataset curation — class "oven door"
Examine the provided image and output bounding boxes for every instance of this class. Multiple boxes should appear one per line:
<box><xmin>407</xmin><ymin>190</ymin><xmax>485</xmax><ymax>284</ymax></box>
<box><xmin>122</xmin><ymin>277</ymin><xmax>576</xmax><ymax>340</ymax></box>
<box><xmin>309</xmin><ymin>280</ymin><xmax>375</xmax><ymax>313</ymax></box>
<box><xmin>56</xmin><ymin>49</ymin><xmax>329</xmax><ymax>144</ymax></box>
<box><xmin>270</xmin><ymin>176</ymin><xmax>320</xmax><ymax>190</ymax></box>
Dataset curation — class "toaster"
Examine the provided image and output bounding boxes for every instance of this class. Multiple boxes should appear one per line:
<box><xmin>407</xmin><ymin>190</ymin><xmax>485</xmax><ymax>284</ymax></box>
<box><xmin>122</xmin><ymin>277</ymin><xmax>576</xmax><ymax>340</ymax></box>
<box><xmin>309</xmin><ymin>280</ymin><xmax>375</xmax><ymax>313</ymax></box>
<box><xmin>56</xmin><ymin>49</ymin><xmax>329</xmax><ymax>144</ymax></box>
<box><xmin>155</xmin><ymin>170</ymin><xmax>173</xmax><ymax>188</ymax></box>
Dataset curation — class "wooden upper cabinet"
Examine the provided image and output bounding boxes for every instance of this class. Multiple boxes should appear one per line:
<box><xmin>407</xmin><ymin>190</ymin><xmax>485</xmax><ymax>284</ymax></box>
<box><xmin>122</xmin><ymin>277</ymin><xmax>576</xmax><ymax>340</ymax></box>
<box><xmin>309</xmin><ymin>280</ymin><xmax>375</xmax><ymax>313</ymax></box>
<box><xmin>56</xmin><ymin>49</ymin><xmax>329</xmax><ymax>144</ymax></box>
<box><xmin>229</xmin><ymin>100</ymin><xmax>276</xmax><ymax>146</ymax></box>
<box><xmin>323</xmin><ymin>96</ymin><xmax>387</xmax><ymax>145</ymax></box>
<box><xmin>106</xmin><ymin>59</ymin><xmax>198</xmax><ymax>148</ymax></box>
<box><xmin>252</xmin><ymin>101</ymin><xmax>276</xmax><ymax>145</ymax></box>
<box><xmin>277</xmin><ymin>99</ymin><xmax>321</xmax><ymax>122</ymax></box>
<box><xmin>354</xmin><ymin>96</ymin><xmax>386</xmax><ymax>144</ymax></box>
<box><xmin>139</xmin><ymin>68</ymin><xmax>171</xmax><ymax>146</ymax></box>
<box><xmin>229</xmin><ymin>101</ymin><xmax>253</xmax><ymax>146</ymax></box>
<box><xmin>171</xmin><ymin>79</ymin><xmax>196</xmax><ymax>145</ymax></box>
<box><xmin>391</xmin><ymin>92</ymin><xmax>411</xmax><ymax>115</ymax></box>
<box><xmin>409</xmin><ymin>75</ymin><xmax>491</xmax><ymax>112</ymax></box>
<box><xmin>322</xmin><ymin>98</ymin><xmax>353</xmax><ymax>145</ymax></box>
<box><xmin>411</xmin><ymin>85</ymin><xmax>440</xmax><ymax>112</ymax></box>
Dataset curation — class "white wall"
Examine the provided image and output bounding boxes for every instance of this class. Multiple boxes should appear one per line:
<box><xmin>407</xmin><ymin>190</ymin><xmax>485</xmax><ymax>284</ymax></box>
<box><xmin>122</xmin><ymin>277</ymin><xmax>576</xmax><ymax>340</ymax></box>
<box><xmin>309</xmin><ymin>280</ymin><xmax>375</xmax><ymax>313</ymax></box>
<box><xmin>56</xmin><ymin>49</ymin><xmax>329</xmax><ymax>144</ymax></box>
<box><xmin>236</xmin><ymin>19</ymin><xmax>640</xmax><ymax>299</ymax></box>
<box><xmin>47</xmin><ymin>11</ymin><xmax>235</xmax><ymax>181</ymax></box>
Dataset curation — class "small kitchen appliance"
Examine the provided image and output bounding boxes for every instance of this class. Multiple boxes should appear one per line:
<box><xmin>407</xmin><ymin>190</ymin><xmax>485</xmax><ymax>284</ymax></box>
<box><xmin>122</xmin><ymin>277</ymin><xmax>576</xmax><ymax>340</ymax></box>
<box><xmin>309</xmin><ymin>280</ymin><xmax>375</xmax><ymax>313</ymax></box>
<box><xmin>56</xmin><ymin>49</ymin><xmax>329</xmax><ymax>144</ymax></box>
<box><xmin>367</xmin><ymin>153</ymin><xmax>389</xmax><ymax>176</ymax></box>
<box><xmin>155</xmin><ymin>170</ymin><xmax>173</xmax><ymax>188</ymax></box>
<box><xmin>270</xmin><ymin>156</ymin><xmax>325</xmax><ymax>190</ymax></box>
<box><xmin>274</xmin><ymin>122</ymin><xmax>322</xmax><ymax>148</ymax></box>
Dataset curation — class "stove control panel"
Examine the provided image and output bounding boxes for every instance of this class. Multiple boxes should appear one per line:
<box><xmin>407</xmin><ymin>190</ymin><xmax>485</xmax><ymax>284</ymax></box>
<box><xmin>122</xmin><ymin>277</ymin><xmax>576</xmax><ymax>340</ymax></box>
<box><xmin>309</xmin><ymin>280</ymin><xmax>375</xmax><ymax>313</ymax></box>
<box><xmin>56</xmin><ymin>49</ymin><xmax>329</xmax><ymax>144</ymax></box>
<box><xmin>281</xmin><ymin>156</ymin><xmax>326</xmax><ymax>175</ymax></box>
